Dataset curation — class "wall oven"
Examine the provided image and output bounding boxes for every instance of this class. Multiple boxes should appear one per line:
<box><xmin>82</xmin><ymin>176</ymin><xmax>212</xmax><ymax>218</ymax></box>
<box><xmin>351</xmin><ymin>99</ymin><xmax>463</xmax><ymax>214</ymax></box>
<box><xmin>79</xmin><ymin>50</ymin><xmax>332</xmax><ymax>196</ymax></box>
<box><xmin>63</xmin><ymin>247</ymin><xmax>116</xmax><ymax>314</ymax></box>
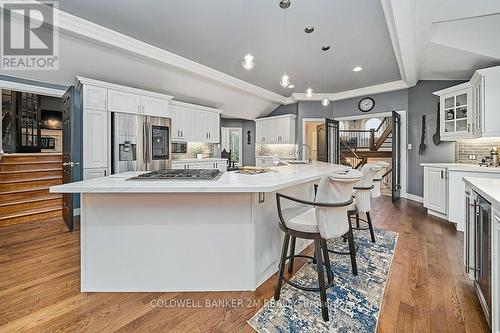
<box><xmin>172</xmin><ymin>142</ymin><xmax>187</xmax><ymax>154</ymax></box>
<box><xmin>465</xmin><ymin>189</ymin><xmax>492</xmax><ymax>326</ymax></box>
<box><xmin>111</xmin><ymin>112</ymin><xmax>171</xmax><ymax>173</ymax></box>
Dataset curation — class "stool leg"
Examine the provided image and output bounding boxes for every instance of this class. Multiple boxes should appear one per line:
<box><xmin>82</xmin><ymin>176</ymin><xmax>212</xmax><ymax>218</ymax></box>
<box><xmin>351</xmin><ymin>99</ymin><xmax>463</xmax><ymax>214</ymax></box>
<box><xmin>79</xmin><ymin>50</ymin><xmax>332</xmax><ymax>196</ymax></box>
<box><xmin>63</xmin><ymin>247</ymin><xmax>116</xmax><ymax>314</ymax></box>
<box><xmin>321</xmin><ymin>239</ymin><xmax>334</xmax><ymax>284</ymax></box>
<box><xmin>274</xmin><ymin>234</ymin><xmax>290</xmax><ymax>301</ymax></box>
<box><xmin>314</xmin><ymin>240</ymin><xmax>329</xmax><ymax>321</ymax></box>
<box><xmin>366</xmin><ymin>211</ymin><xmax>376</xmax><ymax>243</ymax></box>
<box><xmin>347</xmin><ymin>223</ymin><xmax>358</xmax><ymax>276</ymax></box>
<box><xmin>287</xmin><ymin>236</ymin><xmax>296</xmax><ymax>274</ymax></box>
<box><xmin>355</xmin><ymin>212</ymin><xmax>360</xmax><ymax>228</ymax></box>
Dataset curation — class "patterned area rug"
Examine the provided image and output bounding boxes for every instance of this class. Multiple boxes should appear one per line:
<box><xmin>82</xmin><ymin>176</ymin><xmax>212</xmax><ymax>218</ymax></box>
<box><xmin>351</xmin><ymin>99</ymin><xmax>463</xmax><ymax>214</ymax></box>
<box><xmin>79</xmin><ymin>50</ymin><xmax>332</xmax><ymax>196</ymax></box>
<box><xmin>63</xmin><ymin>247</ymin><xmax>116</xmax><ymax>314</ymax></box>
<box><xmin>248</xmin><ymin>228</ymin><xmax>398</xmax><ymax>333</ymax></box>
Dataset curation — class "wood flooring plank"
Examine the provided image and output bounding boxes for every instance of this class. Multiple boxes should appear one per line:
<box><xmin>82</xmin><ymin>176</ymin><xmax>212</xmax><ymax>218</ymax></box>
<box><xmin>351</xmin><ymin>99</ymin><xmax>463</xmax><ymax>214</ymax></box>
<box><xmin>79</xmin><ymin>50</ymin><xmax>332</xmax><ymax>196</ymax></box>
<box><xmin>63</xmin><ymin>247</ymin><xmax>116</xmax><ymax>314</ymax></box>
<box><xmin>0</xmin><ymin>196</ymin><xmax>490</xmax><ymax>333</ymax></box>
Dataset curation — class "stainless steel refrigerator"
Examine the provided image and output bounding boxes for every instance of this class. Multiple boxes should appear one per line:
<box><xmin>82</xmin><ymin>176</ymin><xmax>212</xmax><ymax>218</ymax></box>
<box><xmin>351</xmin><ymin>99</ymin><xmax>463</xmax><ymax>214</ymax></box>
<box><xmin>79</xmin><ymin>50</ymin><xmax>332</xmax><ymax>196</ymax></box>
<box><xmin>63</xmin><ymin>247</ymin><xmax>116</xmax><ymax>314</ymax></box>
<box><xmin>112</xmin><ymin>112</ymin><xmax>171</xmax><ymax>173</ymax></box>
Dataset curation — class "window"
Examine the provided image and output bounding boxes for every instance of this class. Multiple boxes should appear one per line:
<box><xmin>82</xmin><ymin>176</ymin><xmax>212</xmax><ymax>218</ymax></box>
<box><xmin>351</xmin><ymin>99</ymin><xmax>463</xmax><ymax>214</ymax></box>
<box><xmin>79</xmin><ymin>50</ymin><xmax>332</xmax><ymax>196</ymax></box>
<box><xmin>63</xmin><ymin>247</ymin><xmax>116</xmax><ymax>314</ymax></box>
<box><xmin>221</xmin><ymin>127</ymin><xmax>242</xmax><ymax>165</ymax></box>
<box><xmin>364</xmin><ymin>118</ymin><xmax>382</xmax><ymax>130</ymax></box>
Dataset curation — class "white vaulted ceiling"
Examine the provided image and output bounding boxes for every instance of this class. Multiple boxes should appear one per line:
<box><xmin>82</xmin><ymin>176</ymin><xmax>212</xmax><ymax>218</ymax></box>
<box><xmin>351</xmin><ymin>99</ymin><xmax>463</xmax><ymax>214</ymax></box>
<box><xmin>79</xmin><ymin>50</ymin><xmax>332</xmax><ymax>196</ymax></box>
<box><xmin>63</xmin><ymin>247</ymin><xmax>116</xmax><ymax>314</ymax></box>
<box><xmin>2</xmin><ymin>0</ymin><xmax>500</xmax><ymax>119</ymax></box>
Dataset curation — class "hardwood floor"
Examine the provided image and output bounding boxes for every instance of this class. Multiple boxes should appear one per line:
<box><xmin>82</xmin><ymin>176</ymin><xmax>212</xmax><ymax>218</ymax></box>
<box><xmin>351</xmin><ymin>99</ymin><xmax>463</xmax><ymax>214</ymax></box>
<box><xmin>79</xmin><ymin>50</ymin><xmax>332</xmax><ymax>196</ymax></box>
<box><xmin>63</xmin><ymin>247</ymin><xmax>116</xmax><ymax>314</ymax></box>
<box><xmin>0</xmin><ymin>197</ymin><xmax>489</xmax><ymax>332</ymax></box>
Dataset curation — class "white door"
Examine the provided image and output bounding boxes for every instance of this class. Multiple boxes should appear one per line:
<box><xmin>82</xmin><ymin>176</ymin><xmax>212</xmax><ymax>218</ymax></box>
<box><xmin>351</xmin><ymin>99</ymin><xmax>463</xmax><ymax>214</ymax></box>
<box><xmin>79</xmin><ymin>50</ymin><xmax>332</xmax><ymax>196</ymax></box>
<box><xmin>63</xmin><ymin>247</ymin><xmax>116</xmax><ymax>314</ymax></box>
<box><xmin>141</xmin><ymin>96</ymin><xmax>169</xmax><ymax>117</ymax></box>
<box><xmin>83</xmin><ymin>109</ymin><xmax>109</xmax><ymax>169</ymax></box>
<box><xmin>83</xmin><ymin>85</ymin><xmax>107</xmax><ymax>111</ymax></box>
<box><xmin>108</xmin><ymin>89</ymin><xmax>141</xmax><ymax>114</ymax></box>
<box><xmin>423</xmin><ymin>167</ymin><xmax>447</xmax><ymax>214</ymax></box>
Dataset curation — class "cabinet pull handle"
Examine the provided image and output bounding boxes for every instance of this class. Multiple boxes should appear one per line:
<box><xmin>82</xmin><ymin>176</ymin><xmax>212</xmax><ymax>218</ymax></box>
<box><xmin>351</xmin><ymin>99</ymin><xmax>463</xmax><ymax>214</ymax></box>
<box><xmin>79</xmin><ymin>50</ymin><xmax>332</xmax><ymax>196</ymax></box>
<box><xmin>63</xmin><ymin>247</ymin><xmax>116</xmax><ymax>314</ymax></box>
<box><xmin>441</xmin><ymin>170</ymin><xmax>444</xmax><ymax>179</ymax></box>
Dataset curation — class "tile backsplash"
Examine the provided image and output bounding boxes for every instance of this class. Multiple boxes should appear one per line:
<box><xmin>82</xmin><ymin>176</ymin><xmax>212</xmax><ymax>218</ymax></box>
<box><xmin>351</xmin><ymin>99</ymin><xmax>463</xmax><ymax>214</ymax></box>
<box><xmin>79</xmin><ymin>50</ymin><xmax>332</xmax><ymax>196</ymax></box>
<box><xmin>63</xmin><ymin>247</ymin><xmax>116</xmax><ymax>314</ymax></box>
<box><xmin>256</xmin><ymin>143</ymin><xmax>297</xmax><ymax>159</ymax></box>
<box><xmin>173</xmin><ymin>142</ymin><xmax>214</xmax><ymax>160</ymax></box>
<box><xmin>456</xmin><ymin>138</ymin><xmax>500</xmax><ymax>164</ymax></box>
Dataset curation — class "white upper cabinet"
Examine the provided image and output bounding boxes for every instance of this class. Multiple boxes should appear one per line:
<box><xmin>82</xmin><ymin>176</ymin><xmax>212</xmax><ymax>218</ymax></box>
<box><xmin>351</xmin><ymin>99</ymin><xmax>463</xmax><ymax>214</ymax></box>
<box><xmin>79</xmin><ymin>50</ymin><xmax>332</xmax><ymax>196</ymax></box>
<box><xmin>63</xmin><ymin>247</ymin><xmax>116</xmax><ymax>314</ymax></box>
<box><xmin>255</xmin><ymin>114</ymin><xmax>296</xmax><ymax>144</ymax></box>
<box><xmin>439</xmin><ymin>85</ymin><xmax>473</xmax><ymax>140</ymax></box>
<box><xmin>170</xmin><ymin>101</ymin><xmax>221</xmax><ymax>143</ymax></box>
<box><xmin>472</xmin><ymin>66</ymin><xmax>500</xmax><ymax>138</ymax></box>
<box><xmin>108</xmin><ymin>89</ymin><xmax>141</xmax><ymax>114</ymax></box>
<box><xmin>83</xmin><ymin>85</ymin><xmax>107</xmax><ymax>110</ymax></box>
<box><xmin>141</xmin><ymin>95</ymin><xmax>169</xmax><ymax>117</ymax></box>
<box><xmin>434</xmin><ymin>65</ymin><xmax>500</xmax><ymax>141</ymax></box>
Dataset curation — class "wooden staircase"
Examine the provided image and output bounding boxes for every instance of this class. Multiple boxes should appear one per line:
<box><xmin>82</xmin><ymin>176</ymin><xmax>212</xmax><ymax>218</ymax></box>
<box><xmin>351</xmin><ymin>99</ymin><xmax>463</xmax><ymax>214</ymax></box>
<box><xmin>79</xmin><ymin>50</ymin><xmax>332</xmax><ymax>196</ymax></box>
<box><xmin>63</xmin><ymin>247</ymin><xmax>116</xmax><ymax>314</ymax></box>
<box><xmin>0</xmin><ymin>153</ymin><xmax>63</xmax><ymax>227</ymax></box>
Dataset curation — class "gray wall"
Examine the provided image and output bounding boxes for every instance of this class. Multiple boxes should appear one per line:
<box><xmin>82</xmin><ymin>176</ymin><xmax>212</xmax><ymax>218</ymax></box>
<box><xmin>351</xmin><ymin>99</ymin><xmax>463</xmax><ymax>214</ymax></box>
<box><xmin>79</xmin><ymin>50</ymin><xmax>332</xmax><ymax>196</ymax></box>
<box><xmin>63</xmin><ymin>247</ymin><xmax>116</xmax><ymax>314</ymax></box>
<box><xmin>406</xmin><ymin>80</ymin><xmax>464</xmax><ymax>196</ymax></box>
<box><xmin>216</xmin><ymin>118</ymin><xmax>256</xmax><ymax>166</ymax></box>
<box><xmin>266</xmin><ymin>80</ymin><xmax>462</xmax><ymax>197</ymax></box>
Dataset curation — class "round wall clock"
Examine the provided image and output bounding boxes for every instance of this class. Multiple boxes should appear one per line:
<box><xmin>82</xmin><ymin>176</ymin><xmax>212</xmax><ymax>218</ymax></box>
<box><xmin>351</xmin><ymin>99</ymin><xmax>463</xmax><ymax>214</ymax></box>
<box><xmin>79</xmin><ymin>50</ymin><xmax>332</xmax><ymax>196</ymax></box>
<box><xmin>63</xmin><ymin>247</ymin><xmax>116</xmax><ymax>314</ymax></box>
<box><xmin>358</xmin><ymin>97</ymin><xmax>375</xmax><ymax>112</ymax></box>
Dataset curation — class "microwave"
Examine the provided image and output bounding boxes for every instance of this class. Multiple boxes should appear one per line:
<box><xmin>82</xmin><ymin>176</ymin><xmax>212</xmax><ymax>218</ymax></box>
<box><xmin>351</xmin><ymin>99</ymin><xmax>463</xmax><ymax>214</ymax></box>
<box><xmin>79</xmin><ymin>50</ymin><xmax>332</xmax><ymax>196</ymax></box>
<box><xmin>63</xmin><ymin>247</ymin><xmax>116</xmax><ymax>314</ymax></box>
<box><xmin>172</xmin><ymin>142</ymin><xmax>187</xmax><ymax>154</ymax></box>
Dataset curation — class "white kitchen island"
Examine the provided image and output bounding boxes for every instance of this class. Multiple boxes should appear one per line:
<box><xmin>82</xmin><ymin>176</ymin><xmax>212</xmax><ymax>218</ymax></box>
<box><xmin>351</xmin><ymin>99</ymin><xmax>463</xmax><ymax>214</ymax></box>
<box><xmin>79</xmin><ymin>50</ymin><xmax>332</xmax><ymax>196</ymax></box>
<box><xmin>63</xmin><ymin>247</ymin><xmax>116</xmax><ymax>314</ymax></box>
<box><xmin>51</xmin><ymin>162</ymin><xmax>349</xmax><ymax>292</ymax></box>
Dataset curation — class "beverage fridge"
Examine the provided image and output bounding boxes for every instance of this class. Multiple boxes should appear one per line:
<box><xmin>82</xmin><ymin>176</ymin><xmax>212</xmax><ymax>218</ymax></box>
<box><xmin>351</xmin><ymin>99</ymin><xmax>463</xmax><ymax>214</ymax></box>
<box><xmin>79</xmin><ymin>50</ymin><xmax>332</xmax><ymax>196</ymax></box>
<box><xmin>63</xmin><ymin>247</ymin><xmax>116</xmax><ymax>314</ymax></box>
<box><xmin>111</xmin><ymin>112</ymin><xmax>171</xmax><ymax>173</ymax></box>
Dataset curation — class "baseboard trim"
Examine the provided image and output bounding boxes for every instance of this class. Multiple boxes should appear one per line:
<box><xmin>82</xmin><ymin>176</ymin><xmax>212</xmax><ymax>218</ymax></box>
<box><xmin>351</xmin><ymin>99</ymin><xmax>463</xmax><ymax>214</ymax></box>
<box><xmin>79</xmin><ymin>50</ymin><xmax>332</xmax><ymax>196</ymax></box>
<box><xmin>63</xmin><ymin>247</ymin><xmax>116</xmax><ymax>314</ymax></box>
<box><xmin>403</xmin><ymin>193</ymin><xmax>423</xmax><ymax>203</ymax></box>
<box><xmin>427</xmin><ymin>209</ymin><xmax>448</xmax><ymax>221</ymax></box>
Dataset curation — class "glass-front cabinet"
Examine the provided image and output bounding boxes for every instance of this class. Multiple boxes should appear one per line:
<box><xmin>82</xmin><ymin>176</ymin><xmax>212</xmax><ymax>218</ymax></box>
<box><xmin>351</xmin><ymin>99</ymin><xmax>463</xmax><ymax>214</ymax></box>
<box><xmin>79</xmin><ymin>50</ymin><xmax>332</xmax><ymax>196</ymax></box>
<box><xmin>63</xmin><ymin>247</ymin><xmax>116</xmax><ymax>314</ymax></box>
<box><xmin>438</xmin><ymin>84</ymin><xmax>475</xmax><ymax>141</ymax></box>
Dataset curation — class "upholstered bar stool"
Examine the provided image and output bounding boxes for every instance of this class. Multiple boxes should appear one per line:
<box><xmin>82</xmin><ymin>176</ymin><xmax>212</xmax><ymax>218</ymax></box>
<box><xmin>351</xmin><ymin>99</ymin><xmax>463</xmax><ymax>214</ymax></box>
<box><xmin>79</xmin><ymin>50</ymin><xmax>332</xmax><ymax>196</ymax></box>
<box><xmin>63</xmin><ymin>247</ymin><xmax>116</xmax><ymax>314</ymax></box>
<box><xmin>274</xmin><ymin>173</ymin><xmax>362</xmax><ymax>321</ymax></box>
<box><xmin>371</xmin><ymin>161</ymin><xmax>390</xmax><ymax>198</ymax></box>
<box><xmin>351</xmin><ymin>163</ymin><xmax>382</xmax><ymax>243</ymax></box>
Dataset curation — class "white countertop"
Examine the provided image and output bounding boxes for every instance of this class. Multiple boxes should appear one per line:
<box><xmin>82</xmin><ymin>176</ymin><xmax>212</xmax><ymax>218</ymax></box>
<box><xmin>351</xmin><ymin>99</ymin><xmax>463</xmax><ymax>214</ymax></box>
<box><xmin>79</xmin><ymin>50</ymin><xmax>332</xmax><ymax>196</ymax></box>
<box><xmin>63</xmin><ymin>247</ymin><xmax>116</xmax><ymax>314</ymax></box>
<box><xmin>463</xmin><ymin>177</ymin><xmax>500</xmax><ymax>207</ymax></box>
<box><xmin>50</xmin><ymin>161</ymin><xmax>350</xmax><ymax>194</ymax></box>
<box><xmin>421</xmin><ymin>163</ymin><xmax>500</xmax><ymax>174</ymax></box>
<box><xmin>172</xmin><ymin>158</ymin><xmax>227</xmax><ymax>163</ymax></box>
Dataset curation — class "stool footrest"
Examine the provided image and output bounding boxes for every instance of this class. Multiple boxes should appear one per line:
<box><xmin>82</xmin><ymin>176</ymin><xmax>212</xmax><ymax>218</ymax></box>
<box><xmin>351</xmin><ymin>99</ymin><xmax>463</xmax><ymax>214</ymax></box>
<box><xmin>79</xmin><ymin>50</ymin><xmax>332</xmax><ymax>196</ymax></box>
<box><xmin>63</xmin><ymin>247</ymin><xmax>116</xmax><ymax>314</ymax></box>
<box><xmin>282</xmin><ymin>254</ymin><xmax>335</xmax><ymax>292</ymax></box>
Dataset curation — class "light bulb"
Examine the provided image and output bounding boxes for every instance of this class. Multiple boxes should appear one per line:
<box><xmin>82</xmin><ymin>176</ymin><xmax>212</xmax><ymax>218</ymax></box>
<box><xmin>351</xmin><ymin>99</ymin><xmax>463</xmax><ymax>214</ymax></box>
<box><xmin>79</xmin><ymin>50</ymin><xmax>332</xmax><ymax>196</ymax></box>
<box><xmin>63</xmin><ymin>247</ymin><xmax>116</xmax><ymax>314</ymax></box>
<box><xmin>352</xmin><ymin>66</ymin><xmax>363</xmax><ymax>72</ymax></box>
<box><xmin>280</xmin><ymin>73</ymin><xmax>290</xmax><ymax>88</ymax></box>
<box><xmin>288</xmin><ymin>84</ymin><xmax>295</xmax><ymax>89</ymax></box>
<box><xmin>321</xmin><ymin>97</ymin><xmax>330</xmax><ymax>106</ymax></box>
<box><xmin>242</xmin><ymin>53</ymin><xmax>255</xmax><ymax>70</ymax></box>
<box><xmin>306</xmin><ymin>87</ymin><xmax>313</xmax><ymax>98</ymax></box>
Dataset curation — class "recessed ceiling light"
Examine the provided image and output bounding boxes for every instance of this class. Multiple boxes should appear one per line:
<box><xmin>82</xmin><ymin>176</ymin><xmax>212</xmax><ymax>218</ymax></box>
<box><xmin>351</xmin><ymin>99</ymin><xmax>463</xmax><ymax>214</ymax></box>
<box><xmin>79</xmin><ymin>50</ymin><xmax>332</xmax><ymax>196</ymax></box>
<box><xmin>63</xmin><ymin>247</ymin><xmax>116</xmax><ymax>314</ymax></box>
<box><xmin>288</xmin><ymin>84</ymin><xmax>295</xmax><ymax>89</ymax></box>
<box><xmin>352</xmin><ymin>66</ymin><xmax>363</xmax><ymax>72</ymax></box>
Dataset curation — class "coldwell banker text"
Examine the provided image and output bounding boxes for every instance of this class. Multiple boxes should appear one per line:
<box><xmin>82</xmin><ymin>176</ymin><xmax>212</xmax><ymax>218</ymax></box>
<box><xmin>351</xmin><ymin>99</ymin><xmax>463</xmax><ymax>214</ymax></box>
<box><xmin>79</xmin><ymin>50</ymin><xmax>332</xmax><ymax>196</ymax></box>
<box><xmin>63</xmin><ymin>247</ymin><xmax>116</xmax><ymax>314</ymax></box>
<box><xmin>0</xmin><ymin>0</ymin><xmax>59</xmax><ymax>70</ymax></box>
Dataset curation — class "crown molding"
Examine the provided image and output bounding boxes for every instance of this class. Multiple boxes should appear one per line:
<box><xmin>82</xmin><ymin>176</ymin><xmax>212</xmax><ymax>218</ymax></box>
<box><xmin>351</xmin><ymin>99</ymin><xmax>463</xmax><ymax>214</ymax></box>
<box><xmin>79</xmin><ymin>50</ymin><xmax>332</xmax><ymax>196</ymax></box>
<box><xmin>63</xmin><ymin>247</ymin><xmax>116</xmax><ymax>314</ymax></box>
<box><xmin>0</xmin><ymin>76</ymin><xmax>66</xmax><ymax>97</ymax></box>
<box><xmin>291</xmin><ymin>80</ymin><xmax>408</xmax><ymax>102</ymax></box>
<box><xmin>76</xmin><ymin>76</ymin><xmax>174</xmax><ymax>100</ymax></box>
<box><xmin>45</xmin><ymin>8</ymin><xmax>289</xmax><ymax>105</ymax></box>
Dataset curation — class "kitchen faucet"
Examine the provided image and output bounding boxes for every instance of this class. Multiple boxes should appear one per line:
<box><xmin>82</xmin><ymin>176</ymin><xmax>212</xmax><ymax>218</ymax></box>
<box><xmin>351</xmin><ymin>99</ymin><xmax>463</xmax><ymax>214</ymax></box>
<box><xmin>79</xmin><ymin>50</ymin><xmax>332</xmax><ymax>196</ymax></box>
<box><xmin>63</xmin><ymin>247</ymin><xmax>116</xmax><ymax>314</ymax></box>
<box><xmin>297</xmin><ymin>144</ymin><xmax>312</xmax><ymax>163</ymax></box>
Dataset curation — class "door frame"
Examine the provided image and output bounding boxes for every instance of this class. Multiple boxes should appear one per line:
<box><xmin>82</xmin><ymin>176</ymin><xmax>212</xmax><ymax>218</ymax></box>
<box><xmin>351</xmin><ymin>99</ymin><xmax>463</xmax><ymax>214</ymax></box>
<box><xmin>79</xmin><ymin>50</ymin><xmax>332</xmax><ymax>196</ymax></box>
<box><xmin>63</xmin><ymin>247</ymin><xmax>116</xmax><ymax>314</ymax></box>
<box><xmin>334</xmin><ymin>110</ymin><xmax>408</xmax><ymax>200</ymax></box>
<box><xmin>221</xmin><ymin>127</ymin><xmax>243</xmax><ymax>165</ymax></box>
<box><xmin>301</xmin><ymin>117</ymin><xmax>325</xmax><ymax>160</ymax></box>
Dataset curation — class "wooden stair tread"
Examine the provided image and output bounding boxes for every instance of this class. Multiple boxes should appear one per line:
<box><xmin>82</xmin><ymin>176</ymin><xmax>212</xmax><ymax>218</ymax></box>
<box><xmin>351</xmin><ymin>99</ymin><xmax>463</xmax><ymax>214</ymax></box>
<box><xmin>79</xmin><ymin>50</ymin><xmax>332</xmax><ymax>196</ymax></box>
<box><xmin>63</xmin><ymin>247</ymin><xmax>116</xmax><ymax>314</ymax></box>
<box><xmin>0</xmin><ymin>205</ymin><xmax>62</xmax><ymax>220</ymax></box>
<box><xmin>0</xmin><ymin>194</ymin><xmax>62</xmax><ymax>207</ymax></box>
<box><xmin>0</xmin><ymin>168</ymin><xmax>61</xmax><ymax>174</ymax></box>
<box><xmin>0</xmin><ymin>176</ymin><xmax>62</xmax><ymax>184</ymax></box>
<box><xmin>0</xmin><ymin>160</ymin><xmax>62</xmax><ymax>165</ymax></box>
<box><xmin>0</xmin><ymin>185</ymin><xmax>53</xmax><ymax>195</ymax></box>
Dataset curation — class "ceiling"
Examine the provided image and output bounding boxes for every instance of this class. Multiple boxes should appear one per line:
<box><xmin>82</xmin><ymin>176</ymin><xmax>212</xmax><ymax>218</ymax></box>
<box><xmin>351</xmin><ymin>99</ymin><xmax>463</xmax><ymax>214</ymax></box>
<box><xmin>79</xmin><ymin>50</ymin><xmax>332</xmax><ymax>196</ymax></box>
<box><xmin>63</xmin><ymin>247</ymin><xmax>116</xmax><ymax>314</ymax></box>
<box><xmin>58</xmin><ymin>0</ymin><xmax>401</xmax><ymax>96</ymax></box>
<box><xmin>385</xmin><ymin>0</ymin><xmax>500</xmax><ymax>84</ymax></box>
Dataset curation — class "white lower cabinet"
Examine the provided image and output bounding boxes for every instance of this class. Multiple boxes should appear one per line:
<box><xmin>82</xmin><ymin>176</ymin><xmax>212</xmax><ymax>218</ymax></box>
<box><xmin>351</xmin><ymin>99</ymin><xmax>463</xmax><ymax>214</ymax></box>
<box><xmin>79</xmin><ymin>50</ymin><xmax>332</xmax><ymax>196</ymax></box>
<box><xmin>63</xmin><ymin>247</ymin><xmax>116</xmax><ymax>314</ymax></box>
<box><xmin>84</xmin><ymin>168</ymin><xmax>108</xmax><ymax>179</ymax></box>
<box><xmin>493</xmin><ymin>207</ymin><xmax>500</xmax><ymax>333</ymax></box>
<box><xmin>423</xmin><ymin>166</ymin><xmax>448</xmax><ymax>215</ymax></box>
<box><xmin>171</xmin><ymin>159</ymin><xmax>227</xmax><ymax>172</ymax></box>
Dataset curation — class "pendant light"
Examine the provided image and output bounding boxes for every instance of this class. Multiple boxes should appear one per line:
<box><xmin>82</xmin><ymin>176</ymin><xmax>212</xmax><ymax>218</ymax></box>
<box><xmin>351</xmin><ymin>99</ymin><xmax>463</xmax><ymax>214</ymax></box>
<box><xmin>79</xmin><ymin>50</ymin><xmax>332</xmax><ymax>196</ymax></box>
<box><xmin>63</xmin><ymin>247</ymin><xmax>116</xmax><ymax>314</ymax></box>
<box><xmin>304</xmin><ymin>26</ymin><xmax>314</xmax><ymax>98</ymax></box>
<box><xmin>279</xmin><ymin>4</ymin><xmax>291</xmax><ymax>88</ymax></box>
<box><xmin>321</xmin><ymin>45</ymin><xmax>330</xmax><ymax>107</ymax></box>
<box><xmin>241</xmin><ymin>0</ymin><xmax>255</xmax><ymax>70</ymax></box>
